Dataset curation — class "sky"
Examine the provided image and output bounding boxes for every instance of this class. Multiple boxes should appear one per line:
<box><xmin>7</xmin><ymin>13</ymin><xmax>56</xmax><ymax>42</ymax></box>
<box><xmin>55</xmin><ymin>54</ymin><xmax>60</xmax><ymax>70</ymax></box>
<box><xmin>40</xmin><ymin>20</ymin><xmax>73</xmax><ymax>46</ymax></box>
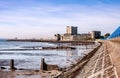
<box><xmin>0</xmin><ymin>0</ymin><xmax>120</xmax><ymax>39</ymax></box>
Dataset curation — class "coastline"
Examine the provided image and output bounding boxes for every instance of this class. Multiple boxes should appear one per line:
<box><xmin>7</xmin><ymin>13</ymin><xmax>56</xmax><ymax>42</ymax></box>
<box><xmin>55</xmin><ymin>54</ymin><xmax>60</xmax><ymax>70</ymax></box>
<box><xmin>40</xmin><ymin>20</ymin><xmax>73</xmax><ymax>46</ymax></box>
<box><xmin>0</xmin><ymin>41</ymin><xmax>100</xmax><ymax>78</ymax></box>
<box><xmin>7</xmin><ymin>39</ymin><xmax>95</xmax><ymax>43</ymax></box>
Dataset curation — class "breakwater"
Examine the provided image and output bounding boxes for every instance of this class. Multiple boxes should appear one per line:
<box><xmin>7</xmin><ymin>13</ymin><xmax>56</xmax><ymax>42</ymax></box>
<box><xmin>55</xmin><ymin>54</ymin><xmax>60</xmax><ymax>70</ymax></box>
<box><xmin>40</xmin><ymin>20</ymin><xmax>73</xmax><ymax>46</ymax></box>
<box><xmin>0</xmin><ymin>46</ymin><xmax>76</xmax><ymax>51</ymax></box>
<box><xmin>7</xmin><ymin>39</ymin><xmax>94</xmax><ymax>44</ymax></box>
<box><xmin>74</xmin><ymin>38</ymin><xmax>120</xmax><ymax>78</ymax></box>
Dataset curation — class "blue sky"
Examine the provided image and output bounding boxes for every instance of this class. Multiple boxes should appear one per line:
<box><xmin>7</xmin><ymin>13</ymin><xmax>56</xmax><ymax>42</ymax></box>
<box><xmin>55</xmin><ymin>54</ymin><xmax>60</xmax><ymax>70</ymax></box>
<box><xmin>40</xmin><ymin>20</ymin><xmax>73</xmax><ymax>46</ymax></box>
<box><xmin>0</xmin><ymin>0</ymin><xmax>120</xmax><ymax>39</ymax></box>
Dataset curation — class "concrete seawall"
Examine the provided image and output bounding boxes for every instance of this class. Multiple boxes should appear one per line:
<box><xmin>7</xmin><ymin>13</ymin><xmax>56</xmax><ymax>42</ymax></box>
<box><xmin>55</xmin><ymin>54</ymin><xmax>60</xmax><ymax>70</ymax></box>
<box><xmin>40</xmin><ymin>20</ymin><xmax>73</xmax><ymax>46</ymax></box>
<box><xmin>74</xmin><ymin>38</ymin><xmax>120</xmax><ymax>78</ymax></box>
<box><xmin>62</xmin><ymin>42</ymin><xmax>102</xmax><ymax>78</ymax></box>
<box><xmin>106</xmin><ymin>37</ymin><xmax>120</xmax><ymax>78</ymax></box>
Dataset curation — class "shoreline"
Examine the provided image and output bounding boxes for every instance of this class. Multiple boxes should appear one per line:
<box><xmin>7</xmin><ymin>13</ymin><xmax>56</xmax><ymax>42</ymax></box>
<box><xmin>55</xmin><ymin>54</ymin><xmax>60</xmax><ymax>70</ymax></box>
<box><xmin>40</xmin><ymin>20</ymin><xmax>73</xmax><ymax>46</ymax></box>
<box><xmin>0</xmin><ymin>40</ymin><xmax>99</xmax><ymax>78</ymax></box>
<box><xmin>7</xmin><ymin>39</ymin><xmax>95</xmax><ymax>43</ymax></box>
<box><xmin>0</xmin><ymin>42</ymin><xmax>99</xmax><ymax>78</ymax></box>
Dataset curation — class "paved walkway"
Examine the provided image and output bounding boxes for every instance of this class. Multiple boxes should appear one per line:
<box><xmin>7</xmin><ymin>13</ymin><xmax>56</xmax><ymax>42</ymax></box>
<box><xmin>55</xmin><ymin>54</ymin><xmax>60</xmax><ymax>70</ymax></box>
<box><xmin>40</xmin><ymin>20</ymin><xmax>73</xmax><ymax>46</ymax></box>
<box><xmin>76</xmin><ymin>40</ymin><xmax>119</xmax><ymax>78</ymax></box>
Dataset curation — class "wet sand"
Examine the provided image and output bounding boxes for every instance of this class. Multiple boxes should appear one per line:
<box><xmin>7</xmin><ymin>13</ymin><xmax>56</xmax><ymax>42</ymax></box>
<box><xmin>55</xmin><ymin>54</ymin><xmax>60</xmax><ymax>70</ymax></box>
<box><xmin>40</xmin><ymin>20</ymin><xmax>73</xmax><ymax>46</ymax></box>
<box><xmin>0</xmin><ymin>69</ymin><xmax>61</xmax><ymax>78</ymax></box>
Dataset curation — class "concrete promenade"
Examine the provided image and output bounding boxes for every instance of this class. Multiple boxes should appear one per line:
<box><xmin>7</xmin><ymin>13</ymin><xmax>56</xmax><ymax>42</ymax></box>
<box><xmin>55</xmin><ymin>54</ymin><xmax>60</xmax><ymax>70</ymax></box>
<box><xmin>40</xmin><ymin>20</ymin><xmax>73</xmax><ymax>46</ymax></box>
<box><xmin>75</xmin><ymin>38</ymin><xmax>120</xmax><ymax>78</ymax></box>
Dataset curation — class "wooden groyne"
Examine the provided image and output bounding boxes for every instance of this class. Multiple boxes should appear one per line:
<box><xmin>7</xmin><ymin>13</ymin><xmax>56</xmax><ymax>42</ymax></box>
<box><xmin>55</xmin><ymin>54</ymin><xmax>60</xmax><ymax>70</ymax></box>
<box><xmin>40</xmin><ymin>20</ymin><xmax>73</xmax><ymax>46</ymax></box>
<box><xmin>0</xmin><ymin>58</ymin><xmax>62</xmax><ymax>78</ymax></box>
<box><xmin>0</xmin><ymin>46</ymin><xmax>76</xmax><ymax>51</ymax></box>
<box><xmin>7</xmin><ymin>39</ymin><xmax>94</xmax><ymax>44</ymax></box>
<box><xmin>40</xmin><ymin>58</ymin><xmax>59</xmax><ymax>71</ymax></box>
<box><xmin>42</xmin><ymin>46</ymin><xmax>76</xmax><ymax>50</ymax></box>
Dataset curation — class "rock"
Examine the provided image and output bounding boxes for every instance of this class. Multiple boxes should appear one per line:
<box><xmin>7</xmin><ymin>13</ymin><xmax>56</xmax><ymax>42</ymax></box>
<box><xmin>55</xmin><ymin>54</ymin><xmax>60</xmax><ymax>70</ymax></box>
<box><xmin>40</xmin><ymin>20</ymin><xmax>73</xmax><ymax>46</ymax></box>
<box><xmin>1</xmin><ymin>67</ymin><xmax>6</xmax><ymax>69</ymax></box>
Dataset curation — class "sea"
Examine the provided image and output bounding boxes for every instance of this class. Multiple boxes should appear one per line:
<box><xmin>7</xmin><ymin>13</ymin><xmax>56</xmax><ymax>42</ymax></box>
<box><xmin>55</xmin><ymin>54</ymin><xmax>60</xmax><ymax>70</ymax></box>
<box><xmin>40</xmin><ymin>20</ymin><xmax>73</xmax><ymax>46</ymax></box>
<box><xmin>0</xmin><ymin>39</ymin><xmax>95</xmax><ymax>70</ymax></box>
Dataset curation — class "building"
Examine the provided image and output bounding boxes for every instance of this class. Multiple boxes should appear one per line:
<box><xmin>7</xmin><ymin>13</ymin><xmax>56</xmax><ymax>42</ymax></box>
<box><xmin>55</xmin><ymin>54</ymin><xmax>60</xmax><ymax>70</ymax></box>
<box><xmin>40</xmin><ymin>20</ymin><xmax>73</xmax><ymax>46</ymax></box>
<box><xmin>108</xmin><ymin>26</ymin><xmax>120</xmax><ymax>39</ymax></box>
<box><xmin>56</xmin><ymin>26</ymin><xmax>78</xmax><ymax>41</ymax></box>
<box><xmin>66</xmin><ymin>26</ymin><xmax>78</xmax><ymax>35</ymax></box>
<box><xmin>55</xmin><ymin>26</ymin><xmax>101</xmax><ymax>41</ymax></box>
<box><xmin>60</xmin><ymin>26</ymin><xmax>78</xmax><ymax>41</ymax></box>
<box><xmin>90</xmin><ymin>31</ymin><xmax>101</xmax><ymax>39</ymax></box>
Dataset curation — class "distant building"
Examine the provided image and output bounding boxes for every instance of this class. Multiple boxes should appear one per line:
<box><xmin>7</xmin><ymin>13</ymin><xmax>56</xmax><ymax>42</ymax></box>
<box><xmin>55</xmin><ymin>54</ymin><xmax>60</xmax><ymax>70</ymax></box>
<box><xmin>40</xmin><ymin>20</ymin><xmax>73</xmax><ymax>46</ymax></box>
<box><xmin>80</xmin><ymin>33</ymin><xmax>91</xmax><ymax>39</ymax></box>
<box><xmin>59</xmin><ymin>34</ymin><xmax>91</xmax><ymax>41</ymax></box>
<box><xmin>108</xmin><ymin>26</ymin><xmax>120</xmax><ymax>39</ymax></box>
<box><xmin>66</xmin><ymin>26</ymin><xmax>77</xmax><ymax>35</ymax></box>
<box><xmin>90</xmin><ymin>31</ymin><xmax>101</xmax><ymax>39</ymax></box>
<box><xmin>59</xmin><ymin>26</ymin><xmax>78</xmax><ymax>41</ymax></box>
<box><xmin>55</xmin><ymin>26</ymin><xmax>101</xmax><ymax>41</ymax></box>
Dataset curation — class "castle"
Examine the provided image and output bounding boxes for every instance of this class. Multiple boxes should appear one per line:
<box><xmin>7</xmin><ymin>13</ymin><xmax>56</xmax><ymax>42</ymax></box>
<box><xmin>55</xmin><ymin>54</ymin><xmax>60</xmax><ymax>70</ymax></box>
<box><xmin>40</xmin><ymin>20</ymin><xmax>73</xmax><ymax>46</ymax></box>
<box><xmin>55</xmin><ymin>26</ymin><xmax>101</xmax><ymax>41</ymax></box>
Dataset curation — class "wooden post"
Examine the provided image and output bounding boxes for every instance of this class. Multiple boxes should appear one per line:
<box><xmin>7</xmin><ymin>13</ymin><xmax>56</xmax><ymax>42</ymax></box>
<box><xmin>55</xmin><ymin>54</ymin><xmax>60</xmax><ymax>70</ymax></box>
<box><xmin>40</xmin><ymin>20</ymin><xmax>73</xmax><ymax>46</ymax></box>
<box><xmin>40</xmin><ymin>58</ymin><xmax>44</xmax><ymax>70</ymax></box>
<box><xmin>10</xmin><ymin>59</ymin><xmax>15</xmax><ymax>69</ymax></box>
<box><xmin>40</xmin><ymin>58</ymin><xmax>47</xmax><ymax>71</ymax></box>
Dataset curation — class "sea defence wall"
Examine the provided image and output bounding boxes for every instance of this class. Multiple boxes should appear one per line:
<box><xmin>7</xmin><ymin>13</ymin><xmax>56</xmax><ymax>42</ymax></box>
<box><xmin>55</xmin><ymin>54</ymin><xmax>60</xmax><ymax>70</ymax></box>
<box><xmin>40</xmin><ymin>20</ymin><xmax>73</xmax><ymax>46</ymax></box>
<box><xmin>74</xmin><ymin>37</ymin><xmax>120</xmax><ymax>78</ymax></box>
<box><xmin>106</xmin><ymin>37</ymin><xmax>120</xmax><ymax>78</ymax></box>
<box><xmin>62</xmin><ymin>42</ymin><xmax>102</xmax><ymax>78</ymax></box>
<box><xmin>62</xmin><ymin>37</ymin><xmax>120</xmax><ymax>78</ymax></box>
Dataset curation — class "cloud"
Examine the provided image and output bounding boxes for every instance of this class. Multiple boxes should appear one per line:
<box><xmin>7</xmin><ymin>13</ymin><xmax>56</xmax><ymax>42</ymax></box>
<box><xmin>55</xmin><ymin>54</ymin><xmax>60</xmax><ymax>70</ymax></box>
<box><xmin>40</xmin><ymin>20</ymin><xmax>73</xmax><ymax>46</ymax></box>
<box><xmin>0</xmin><ymin>0</ymin><xmax>120</xmax><ymax>38</ymax></box>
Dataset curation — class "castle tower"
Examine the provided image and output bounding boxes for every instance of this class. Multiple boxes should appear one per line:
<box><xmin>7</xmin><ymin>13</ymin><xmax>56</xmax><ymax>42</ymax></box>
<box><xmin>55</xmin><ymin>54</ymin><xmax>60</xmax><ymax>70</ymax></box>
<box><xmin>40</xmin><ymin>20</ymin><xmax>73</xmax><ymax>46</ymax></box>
<box><xmin>66</xmin><ymin>26</ymin><xmax>77</xmax><ymax>35</ymax></box>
